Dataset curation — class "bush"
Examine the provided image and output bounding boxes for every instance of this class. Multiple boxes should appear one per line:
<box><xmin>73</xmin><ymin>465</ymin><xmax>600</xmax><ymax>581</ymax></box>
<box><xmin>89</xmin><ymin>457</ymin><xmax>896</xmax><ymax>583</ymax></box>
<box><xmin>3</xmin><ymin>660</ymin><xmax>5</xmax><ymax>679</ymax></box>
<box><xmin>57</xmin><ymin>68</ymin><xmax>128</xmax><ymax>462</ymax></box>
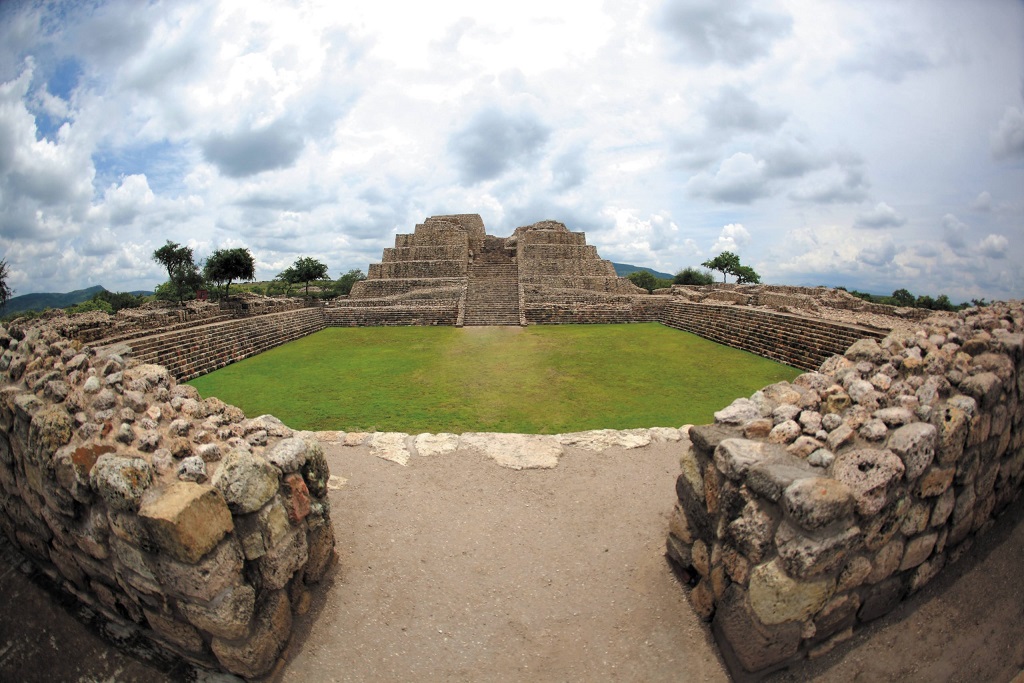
<box><xmin>674</xmin><ymin>267</ymin><xmax>714</xmax><ymax>285</ymax></box>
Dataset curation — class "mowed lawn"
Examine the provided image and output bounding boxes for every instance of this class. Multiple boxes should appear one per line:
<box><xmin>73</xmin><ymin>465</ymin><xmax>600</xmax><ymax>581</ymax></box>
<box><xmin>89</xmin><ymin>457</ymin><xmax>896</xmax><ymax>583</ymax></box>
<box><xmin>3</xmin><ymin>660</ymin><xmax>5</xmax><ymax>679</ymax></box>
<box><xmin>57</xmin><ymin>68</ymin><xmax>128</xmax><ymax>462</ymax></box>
<box><xmin>187</xmin><ymin>323</ymin><xmax>802</xmax><ymax>434</ymax></box>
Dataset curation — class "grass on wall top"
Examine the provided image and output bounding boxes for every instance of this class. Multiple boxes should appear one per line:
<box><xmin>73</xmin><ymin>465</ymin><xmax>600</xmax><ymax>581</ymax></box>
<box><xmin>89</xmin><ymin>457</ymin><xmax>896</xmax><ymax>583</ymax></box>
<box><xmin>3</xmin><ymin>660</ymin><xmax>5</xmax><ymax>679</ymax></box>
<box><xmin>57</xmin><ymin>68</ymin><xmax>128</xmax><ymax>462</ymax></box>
<box><xmin>187</xmin><ymin>323</ymin><xmax>802</xmax><ymax>434</ymax></box>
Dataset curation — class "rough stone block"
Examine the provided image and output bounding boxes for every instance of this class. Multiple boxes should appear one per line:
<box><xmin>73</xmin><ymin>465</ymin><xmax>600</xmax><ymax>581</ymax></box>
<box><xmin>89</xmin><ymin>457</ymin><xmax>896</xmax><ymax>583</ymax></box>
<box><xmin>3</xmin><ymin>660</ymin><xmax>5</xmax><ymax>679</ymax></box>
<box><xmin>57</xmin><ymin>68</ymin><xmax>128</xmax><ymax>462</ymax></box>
<box><xmin>144</xmin><ymin>608</ymin><xmax>206</xmax><ymax>654</ymax></box>
<box><xmin>783</xmin><ymin>477</ymin><xmax>854</xmax><ymax>531</ymax></box>
<box><xmin>139</xmin><ymin>482</ymin><xmax>233</xmax><ymax>564</ymax></box>
<box><xmin>212</xmin><ymin>449</ymin><xmax>280</xmax><ymax>514</ymax></box>
<box><xmin>283</xmin><ymin>473</ymin><xmax>311</xmax><ymax>524</ymax></box>
<box><xmin>857</xmin><ymin>576</ymin><xmax>905</xmax><ymax>622</ymax></box>
<box><xmin>715</xmin><ymin>438</ymin><xmax>787</xmax><ymax>481</ymax></box>
<box><xmin>266</xmin><ymin>437</ymin><xmax>307</xmax><ymax>473</ymax></box>
<box><xmin>90</xmin><ymin>454</ymin><xmax>154</xmax><ymax>513</ymax></box>
<box><xmin>746</xmin><ymin>454</ymin><xmax>816</xmax><ymax>502</ymax></box>
<box><xmin>255</xmin><ymin>525</ymin><xmax>308</xmax><ymax>590</ymax></box>
<box><xmin>900</xmin><ymin>532</ymin><xmax>938</xmax><ymax>571</ymax></box>
<box><xmin>748</xmin><ymin>558</ymin><xmax>834</xmax><ymax>625</ymax></box>
<box><xmin>775</xmin><ymin>521</ymin><xmax>862</xmax><ymax>579</ymax></box>
<box><xmin>726</xmin><ymin>499</ymin><xmax>776</xmax><ymax>565</ymax></box>
<box><xmin>914</xmin><ymin>465</ymin><xmax>955</xmax><ymax>498</ymax></box>
<box><xmin>211</xmin><ymin>588</ymin><xmax>292</xmax><ymax>679</ymax></box>
<box><xmin>713</xmin><ymin>584</ymin><xmax>802</xmax><ymax>674</ymax></box>
<box><xmin>180</xmin><ymin>583</ymin><xmax>256</xmax><ymax>640</ymax></box>
<box><xmin>832</xmin><ymin>449</ymin><xmax>905</xmax><ymax>516</ymax></box>
<box><xmin>304</xmin><ymin>522</ymin><xmax>336</xmax><ymax>584</ymax></box>
<box><xmin>154</xmin><ymin>536</ymin><xmax>244</xmax><ymax>602</ymax></box>
<box><xmin>886</xmin><ymin>422</ymin><xmax>937</xmax><ymax>480</ymax></box>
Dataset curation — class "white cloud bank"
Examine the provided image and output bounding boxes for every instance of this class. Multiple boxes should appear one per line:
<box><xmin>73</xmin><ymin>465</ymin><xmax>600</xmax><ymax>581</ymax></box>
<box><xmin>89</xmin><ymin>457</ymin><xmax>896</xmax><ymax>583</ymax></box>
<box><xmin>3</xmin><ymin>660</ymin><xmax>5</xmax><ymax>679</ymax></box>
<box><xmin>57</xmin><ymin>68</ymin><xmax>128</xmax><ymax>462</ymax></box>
<box><xmin>0</xmin><ymin>0</ymin><xmax>1020</xmax><ymax>304</ymax></box>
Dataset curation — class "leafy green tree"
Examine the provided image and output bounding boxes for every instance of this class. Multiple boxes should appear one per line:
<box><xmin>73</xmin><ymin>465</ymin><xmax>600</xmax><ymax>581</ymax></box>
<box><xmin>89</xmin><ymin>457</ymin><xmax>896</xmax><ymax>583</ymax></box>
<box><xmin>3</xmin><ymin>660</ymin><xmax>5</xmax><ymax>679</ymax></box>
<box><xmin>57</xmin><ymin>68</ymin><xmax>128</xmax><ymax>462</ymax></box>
<box><xmin>701</xmin><ymin>251</ymin><xmax>742</xmax><ymax>283</ymax></box>
<box><xmin>66</xmin><ymin>299</ymin><xmax>114</xmax><ymax>315</ymax></box>
<box><xmin>733</xmin><ymin>265</ymin><xmax>761</xmax><ymax>284</ymax></box>
<box><xmin>915</xmin><ymin>294</ymin><xmax>935</xmax><ymax>310</ymax></box>
<box><xmin>891</xmin><ymin>288</ymin><xmax>915</xmax><ymax>307</ymax></box>
<box><xmin>280</xmin><ymin>257</ymin><xmax>329</xmax><ymax>297</ymax></box>
<box><xmin>92</xmin><ymin>290</ymin><xmax>146</xmax><ymax>312</ymax></box>
<box><xmin>204</xmin><ymin>247</ymin><xmax>256</xmax><ymax>299</ymax></box>
<box><xmin>933</xmin><ymin>294</ymin><xmax>954</xmax><ymax>311</ymax></box>
<box><xmin>673</xmin><ymin>267</ymin><xmax>714</xmax><ymax>285</ymax></box>
<box><xmin>336</xmin><ymin>268</ymin><xmax>367</xmax><ymax>296</ymax></box>
<box><xmin>627</xmin><ymin>270</ymin><xmax>658</xmax><ymax>292</ymax></box>
<box><xmin>0</xmin><ymin>259</ymin><xmax>12</xmax><ymax>313</ymax></box>
<box><xmin>153</xmin><ymin>241</ymin><xmax>203</xmax><ymax>305</ymax></box>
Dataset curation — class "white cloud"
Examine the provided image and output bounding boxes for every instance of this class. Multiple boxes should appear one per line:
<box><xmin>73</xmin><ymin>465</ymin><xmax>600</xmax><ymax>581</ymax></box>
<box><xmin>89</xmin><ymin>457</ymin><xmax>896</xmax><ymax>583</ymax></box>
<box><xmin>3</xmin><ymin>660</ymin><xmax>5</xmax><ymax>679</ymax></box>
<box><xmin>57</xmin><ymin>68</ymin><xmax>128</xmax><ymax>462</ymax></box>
<box><xmin>978</xmin><ymin>234</ymin><xmax>1009</xmax><ymax>259</ymax></box>
<box><xmin>711</xmin><ymin>223</ymin><xmax>751</xmax><ymax>253</ymax></box>
<box><xmin>686</xmin><ymin>152</ymin><xmax>768</xmax><ymax>204</ymax></box>
<box><xmin>991</xmin><ymin>105</ymin><xmax>1024</xmax><ymax>160</ymax></box>
<box><xmin>855</xmin><ymin>202</ymin><xmax>905</xmax><ymax>229</ymax></box>
<box><xmin>0</xmin><ymin>0</ymin><xmax>1020</xmax><ymax>304</ymax></box>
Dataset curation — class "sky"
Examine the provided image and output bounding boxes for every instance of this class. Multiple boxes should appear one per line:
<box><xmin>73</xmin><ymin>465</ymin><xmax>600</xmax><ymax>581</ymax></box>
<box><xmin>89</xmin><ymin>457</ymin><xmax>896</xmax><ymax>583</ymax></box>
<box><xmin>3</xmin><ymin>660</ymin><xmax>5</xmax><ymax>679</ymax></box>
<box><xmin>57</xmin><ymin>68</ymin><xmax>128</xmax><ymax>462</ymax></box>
<box><xmin>0</xmin><ymin>0</ymin><xmax>1022</xmax><ymax>303</ymax></box>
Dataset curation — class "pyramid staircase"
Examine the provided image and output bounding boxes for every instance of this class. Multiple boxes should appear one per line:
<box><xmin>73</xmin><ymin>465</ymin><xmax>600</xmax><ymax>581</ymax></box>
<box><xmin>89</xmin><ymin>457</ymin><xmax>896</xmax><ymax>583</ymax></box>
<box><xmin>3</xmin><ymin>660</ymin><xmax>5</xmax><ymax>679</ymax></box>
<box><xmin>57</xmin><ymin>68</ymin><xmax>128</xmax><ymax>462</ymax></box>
<box><xmin>462</xmin><ymin>240</ymin><xmax>521</xmax><ymax>326</ymax></box>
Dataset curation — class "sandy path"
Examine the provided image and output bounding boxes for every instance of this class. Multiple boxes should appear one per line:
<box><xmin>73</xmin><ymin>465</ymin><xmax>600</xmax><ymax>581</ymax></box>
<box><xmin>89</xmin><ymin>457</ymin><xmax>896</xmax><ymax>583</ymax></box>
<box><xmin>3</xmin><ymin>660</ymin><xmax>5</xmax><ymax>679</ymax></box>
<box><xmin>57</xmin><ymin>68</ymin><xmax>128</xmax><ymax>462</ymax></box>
<box><xmin>281</xmin><ymin>440</ymin><xmax>729</xmax><ymax>683</ymax></box>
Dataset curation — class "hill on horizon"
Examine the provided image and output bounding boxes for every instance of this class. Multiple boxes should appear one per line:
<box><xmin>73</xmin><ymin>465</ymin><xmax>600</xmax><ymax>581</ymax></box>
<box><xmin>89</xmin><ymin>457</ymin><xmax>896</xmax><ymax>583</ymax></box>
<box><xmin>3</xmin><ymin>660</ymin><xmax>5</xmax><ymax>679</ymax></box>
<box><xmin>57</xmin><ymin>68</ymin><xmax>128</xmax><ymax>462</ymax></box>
<box><xmin>612</xmin><ymin>263</ymin><xmax>674</xmax><ymax>280</ymax></box>
<box><xmin>1</xmin><ymin>285</ymin><xmax>152</xmax><ymax>317</ymax></box>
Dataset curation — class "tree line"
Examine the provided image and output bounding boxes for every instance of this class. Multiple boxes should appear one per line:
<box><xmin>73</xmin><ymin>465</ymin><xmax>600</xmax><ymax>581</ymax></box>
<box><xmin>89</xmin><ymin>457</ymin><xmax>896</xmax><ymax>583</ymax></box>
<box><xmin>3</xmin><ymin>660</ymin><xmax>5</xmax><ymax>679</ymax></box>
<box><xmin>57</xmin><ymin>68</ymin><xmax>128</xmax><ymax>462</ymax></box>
<box><xmin>627</xmin><ymin>250</ymin><xmax>758</xmax><ymax>292</ymax></box>
<box><xmin>151</xmin><ymin>242</ymin><xmax>366</xmax><ymax>305</ymax></box>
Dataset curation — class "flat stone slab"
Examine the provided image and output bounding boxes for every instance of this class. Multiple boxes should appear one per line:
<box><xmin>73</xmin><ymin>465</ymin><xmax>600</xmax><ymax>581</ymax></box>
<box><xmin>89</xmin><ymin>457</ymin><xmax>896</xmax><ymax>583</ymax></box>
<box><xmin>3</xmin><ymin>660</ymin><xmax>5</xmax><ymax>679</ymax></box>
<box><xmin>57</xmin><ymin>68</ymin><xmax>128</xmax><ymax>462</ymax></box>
<box><xmin>557</xmin><ymin>428</ymin><xmax>653</xmax><ymax>451</ymax></box>
<box><xmin>459</xmin><ymin>432</ymin><xmax>562</xmax><ymax>469</ymax></box>
<box><xmin>368</xmin><ymin>432</ymin><xmax>411</xmax><ymax>466</ymax></box>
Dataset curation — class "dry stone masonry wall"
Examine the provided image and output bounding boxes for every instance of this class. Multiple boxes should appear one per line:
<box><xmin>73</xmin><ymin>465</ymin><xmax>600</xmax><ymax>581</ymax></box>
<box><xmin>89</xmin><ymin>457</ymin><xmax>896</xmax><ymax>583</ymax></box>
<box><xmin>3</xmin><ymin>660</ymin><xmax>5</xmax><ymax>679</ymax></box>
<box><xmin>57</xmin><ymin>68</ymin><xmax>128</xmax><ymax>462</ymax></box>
<box><xmin>0</xmin><ymin>324</ymin><xmax>336</xmax><ymax>679</ymax></box>
<box><xmin>665</xmin><ymin>302</ymin><xmax>1024</xmax><ymax>678</ymax></box>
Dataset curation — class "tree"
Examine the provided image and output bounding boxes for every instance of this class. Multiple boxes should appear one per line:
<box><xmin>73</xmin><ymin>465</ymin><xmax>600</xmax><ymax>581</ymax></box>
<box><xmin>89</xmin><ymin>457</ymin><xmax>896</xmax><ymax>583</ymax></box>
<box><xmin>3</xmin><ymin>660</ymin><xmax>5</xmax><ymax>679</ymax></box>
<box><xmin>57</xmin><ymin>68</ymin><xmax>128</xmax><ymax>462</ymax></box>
<box><xmin>733</xmin><ymin>265</ymin><xmax>761</xmax><ymax>284</ymax></box>
<box><xmin>0</xmin><ymin>259</ymin><xmax>12</xmax><ymax>313</ymax></box>
<box><xmin>336</xmin><ymin>268</ymin><xmax>367</xmax><ymax>296</ymax></box>
<box><xmin>891</xmin><ymin>288</ymin><xmax>915</xmax><ymax>307</ymax></box>
<box><xmin>204</xmin><ymin>247</ymin><xmax>256</xmax><ymax>299</ymax></box>
<box><xmin>627</xmin><ymin>271</ymin><xmax>658</xmax><ymax>293</ymax></box>
<box><xmin>152</xmin><ymin>241</ymin><xmax>203</xmax><ymax>305</ymax></box>
<box><xmin>673</xmin><ymin>267</ymin><xmax>714</xmax><ymax>285</ymax></box>
<box><xmin>701</xmin><ymin>251</ymin><xmax>742</xmax><ymax>283</ymax></box>
<box><xmin>280</xmin><ymin>257</ymin><xmax>329</xmax><ymax>297</ymax></box>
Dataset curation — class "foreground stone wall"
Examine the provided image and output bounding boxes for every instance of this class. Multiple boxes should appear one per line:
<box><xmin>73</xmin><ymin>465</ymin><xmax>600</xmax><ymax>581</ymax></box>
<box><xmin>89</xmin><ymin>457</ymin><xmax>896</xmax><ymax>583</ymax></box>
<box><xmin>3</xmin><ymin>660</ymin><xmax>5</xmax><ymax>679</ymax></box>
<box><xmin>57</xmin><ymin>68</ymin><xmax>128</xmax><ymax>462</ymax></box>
<box><xmin>666</xmin><ymin>302</ymin><xmax>1024</xmax><ymax>677</ymax></box>
<box><xmin>0</xmin><ymin>325</ymin><xmax>336</xmax><ymax>678</ymax></box>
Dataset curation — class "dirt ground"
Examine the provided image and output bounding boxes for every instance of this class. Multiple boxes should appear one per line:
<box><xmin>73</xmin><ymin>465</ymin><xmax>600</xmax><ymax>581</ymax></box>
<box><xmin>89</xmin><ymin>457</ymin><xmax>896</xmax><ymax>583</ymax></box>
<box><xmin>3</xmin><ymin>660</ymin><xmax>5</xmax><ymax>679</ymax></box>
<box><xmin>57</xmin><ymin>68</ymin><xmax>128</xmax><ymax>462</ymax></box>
<box><xmin>1</xmin><ymin>436</ymin><xmax>1023</xmax><ymax>682</ymax></box>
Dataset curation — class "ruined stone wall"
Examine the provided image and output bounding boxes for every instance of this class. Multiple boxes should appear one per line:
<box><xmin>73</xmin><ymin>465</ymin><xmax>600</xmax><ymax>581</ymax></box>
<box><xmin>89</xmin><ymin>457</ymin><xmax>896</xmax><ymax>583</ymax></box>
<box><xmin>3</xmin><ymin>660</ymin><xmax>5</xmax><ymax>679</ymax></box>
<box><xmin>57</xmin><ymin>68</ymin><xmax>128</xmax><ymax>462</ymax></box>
<box><xmin>0</xmin><ymin>326</ymin><xmax>336</xmax><ymax>678</ymax></box>
<box><xmin>660</xmin><ymin>301</ymin><xmax>886</xmax><ymax>371</ymax></box>
<box><xmin>117</xmin><ymin>308</ymin><xmax>327</xmax><ymax>382</ymax></box>
<box><xmin>666</xmin><ymin>302</ymin><xmax>1024</xmax><ymax>678</ymax></box>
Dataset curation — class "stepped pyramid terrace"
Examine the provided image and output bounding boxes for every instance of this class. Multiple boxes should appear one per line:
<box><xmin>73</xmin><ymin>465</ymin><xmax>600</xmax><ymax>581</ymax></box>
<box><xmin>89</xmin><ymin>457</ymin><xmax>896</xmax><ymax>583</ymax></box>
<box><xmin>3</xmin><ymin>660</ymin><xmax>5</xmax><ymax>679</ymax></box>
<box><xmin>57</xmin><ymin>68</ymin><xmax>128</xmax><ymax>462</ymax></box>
<box><xmin>327</xmin><ymin>214</ymin><xmax>655</xmax><ymax>327</ymax></box>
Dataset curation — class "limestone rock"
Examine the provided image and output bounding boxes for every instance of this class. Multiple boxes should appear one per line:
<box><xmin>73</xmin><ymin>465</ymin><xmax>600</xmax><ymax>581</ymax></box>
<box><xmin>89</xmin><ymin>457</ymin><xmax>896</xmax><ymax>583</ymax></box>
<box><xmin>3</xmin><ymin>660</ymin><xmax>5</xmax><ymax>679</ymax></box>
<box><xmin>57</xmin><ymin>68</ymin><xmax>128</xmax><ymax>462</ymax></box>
<box><xmin>748</xmin><ymin>558</ymin><xmax>834</xmax><ymax>625</ymax></box>
<box><xmin>714</xmin><ymin>398</ymin><xmax>761</xmax><ymax>425</ymax></box>
<box><xmin>461</xmin><ymin>432</ymin><xmax>562</xmax><ymax>469</ymax></box>
<box><xmin>557</xmin><ymin>428</ymin><xmax>651</xmax><ymax>450</ymax></box>
<box><xmin>368</xmin><ymin>431</ymin><xmax>412</xmax><ymax>466</ymax></box>
<box><xmin>413</xmin><ymin>432</ymin><xmax>460</xmax><ymax>457</ymax></box>
<box><xmin>746</xmin><ymin>455</ymin><xmax>816</xmax><ymax>502</ymax></box>
<box><xmin>715</xmin><ymin>584</ymin><xmax>802</xmax><ymax>673</ymax></box>
<box><xmin>90</xmin><ymin>454</ymin><xmax>153</xmax><ymax>512</ymax></box>
<box><xmin>153</xmin><ymin>536</ymin><xmax>244</xmax><ymax>602</ymax></box>
<box><xmin>886</xmin><ymin>422</ymin><xmax>937</xmax><ymax>481</ymax></box>
<box><xmin>139</xmin><ymin>482</ymin><xmax>232</xmax><ymax>564</ymax></box>
<box><xmin>211</xmin><ymin>589</ymin><xmax>293</xmax><ymax>679</ymax></box>
<box><xmin>180</xmin><ymin>583</ymin><xmax>256</xmax><ymax>641</ymax></box>
<box><xmin>212</xmin><ymin>449</ymin><xmax>281</xmax><ymax>514</ymax></box>
<box><xmin>832</xmin><ymin>449</ymin><xmax>905</xmax><ymax>516</ymax></box>
<box><xmin>715</xmin><ymin>439</ymin><xmax>787</xmax><ymax>481</ymax></box>
<box><xmin>783</xmin><ymin>477</ymin><xmax>854</xmax><ymax>530</ymax></box>
<box><xmin>266</xmin><ymin>437</ymin><xmax>308</xmax><ymax>473</ymax></box>
<box><xmin>900</xmin><ymin>532</ymin><xmax>937</xmax><ymax>571</ymax></box>
<box><xmin>775</xmin><ymin>521</ymin><xmax>862</xmax><ymax>579</ymax></box>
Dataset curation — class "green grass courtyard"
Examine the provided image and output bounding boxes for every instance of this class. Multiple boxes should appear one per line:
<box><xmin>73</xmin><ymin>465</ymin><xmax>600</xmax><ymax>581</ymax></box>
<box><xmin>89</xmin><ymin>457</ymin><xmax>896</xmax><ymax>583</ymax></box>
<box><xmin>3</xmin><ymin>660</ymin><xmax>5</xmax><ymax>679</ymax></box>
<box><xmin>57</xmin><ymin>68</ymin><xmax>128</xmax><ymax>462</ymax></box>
<box><xmin>187</xmin><ymin>323</ymin><xmax>801</xmax><ymax>434</ymax></box>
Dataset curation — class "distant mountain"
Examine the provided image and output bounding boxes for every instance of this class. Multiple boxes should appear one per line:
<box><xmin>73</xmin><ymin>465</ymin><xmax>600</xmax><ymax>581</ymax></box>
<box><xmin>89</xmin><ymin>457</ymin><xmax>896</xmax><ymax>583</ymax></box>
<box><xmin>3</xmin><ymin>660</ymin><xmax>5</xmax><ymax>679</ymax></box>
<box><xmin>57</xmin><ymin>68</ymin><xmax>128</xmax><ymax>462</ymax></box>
<box><xmin>3</xmin><ymin>285</ymin><xmax>107</xmax><ymax>316</ymax></box>
<box><xmin>612</xmin><ymin>263</ymin><xmax>674</xmax><ymax>280</ymax></box>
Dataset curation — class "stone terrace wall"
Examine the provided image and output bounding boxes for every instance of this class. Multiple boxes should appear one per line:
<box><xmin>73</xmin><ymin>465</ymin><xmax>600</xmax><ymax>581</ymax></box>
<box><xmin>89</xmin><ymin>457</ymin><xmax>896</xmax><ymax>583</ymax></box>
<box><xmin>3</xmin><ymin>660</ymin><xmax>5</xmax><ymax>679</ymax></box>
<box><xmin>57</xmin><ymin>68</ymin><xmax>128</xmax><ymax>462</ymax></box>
<box><xmin>666</xmin><ymin>302</ymin><xmax>1024</xmax><ymax>678</ymax></box>
<box><xmin>119</xmin><ymin>307</ymin><xmax>326</xmax><ymax>382</ymax></box>
<box><xmin>524</xmin><ymin>291</ymin><xmax>669</xmax><ymax>325</ymax></box>
<box><xmin>0</xmin><ymin>325</ymin><xmax>336</xmax><ymax>678</ymax></box>
<box><xmin>661</xmin><ymin>301</ymin><xmax>886</xmax><ymax>371</ymax></box>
